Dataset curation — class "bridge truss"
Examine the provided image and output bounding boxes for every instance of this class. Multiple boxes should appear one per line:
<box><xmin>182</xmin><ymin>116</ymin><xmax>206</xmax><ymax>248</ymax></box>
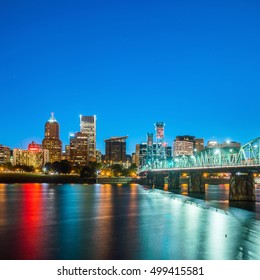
<box><xmin>140</xmin><ymin>137</ymin><xmax>260</xmax><ymax>171</ymax></box>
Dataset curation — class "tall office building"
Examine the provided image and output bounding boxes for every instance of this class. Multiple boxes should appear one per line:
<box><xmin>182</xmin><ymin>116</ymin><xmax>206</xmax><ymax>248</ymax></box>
<box><xmin>80</xmin><ymin>115</ymin><xmax>96</xmax><ymax>161</ymax></box>
<box><xmin>105</xmin><ymin>136</ymin><xmax>127</xmax><ymax>164</ymax></box>
<box><xmin>42</xmin><ymin>113</ymin><xmax>62</xmax><ymax>163</ymax></box>
<box><xmin>69</xmin><ymin>132</ymin><xmax>89</xmax><ymax>166</ymax></box>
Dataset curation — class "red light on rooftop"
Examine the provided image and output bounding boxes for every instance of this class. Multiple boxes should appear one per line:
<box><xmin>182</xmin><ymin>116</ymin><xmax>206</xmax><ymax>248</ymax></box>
<box><xmin>28</xmin><ymin>141</ymin><xmax>41</xmax><ymax>152</ymax></box>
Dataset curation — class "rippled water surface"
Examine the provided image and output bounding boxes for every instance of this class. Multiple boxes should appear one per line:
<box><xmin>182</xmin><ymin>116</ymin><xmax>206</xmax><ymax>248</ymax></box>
<box><xmin>0</xmin><ymin>183</ymin><xmax>260</xmax><ymax>260</ymax></box>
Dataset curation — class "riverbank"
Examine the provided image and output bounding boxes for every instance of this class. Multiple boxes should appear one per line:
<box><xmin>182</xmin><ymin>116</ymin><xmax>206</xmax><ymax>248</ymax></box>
<box><xmin>0</xmin><ymin>173</ymin><xmax>137</xmax><ymax>184</ymax></box>
<box><xmin>0</xmin><ymin>172</ymin><xmax>92</xmax><ymax>184</ymax></box>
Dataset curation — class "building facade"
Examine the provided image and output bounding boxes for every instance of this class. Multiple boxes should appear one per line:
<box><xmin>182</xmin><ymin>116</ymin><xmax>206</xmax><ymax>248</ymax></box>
<box><xmin>174</xmin><ymin>140</ymin><xmax>194</xmax><ymax>156</ymax></box>
<box><xmin>80</xmin><ymin>115</ymin><xmax>96</xmax><ymax>161</ymax></box>
<box><xmin>62</xmin><ymin>145</ymin><xmax>70</xmax><ymax>161</ymax></box>
<box><xmin>0</xmin><ymin>144</ymin><xmax>11</xmax><ymax>164</ymax></box>
<box><xmin>105</xmin><ymin>136</ymin><xmax>127</xmax><ymax>164</ymax></box>
<box><xmin>173</xmin><ymin>135</ymin><xmax>204</xmax><ymax>157</ymax></box>
<box><xmin>69</xmin><ymin>132</ymin><xmax>89</xmax><ymax>166</ymax></box>
<box><xmin>42</xmin><ymin>113</ymin><xmax>62</xmax><ymax>163</ymax></box>
<box><xmin>194</xmin><ymin>138</ymin><xmax>204</xmax><ymax>152</ymax></box>
<box><xmin>13</xmin><ymin>141</ymin><xmax>49</xmax><ymax>168</ymax></box>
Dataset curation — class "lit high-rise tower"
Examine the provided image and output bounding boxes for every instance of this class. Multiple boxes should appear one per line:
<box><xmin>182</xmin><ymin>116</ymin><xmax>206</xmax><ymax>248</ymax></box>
<box><xmin>42</xmin><ymin>113</ymin><xmax>62</xmax><ymax>163</ymax></box>
<box><xmin>69</xmin><ymin>132</ymin><xmax>89</xmax><ymax>166</ymax></box>
<box><xmin>80</xmin><ymin>115</ymin><xmax>96</xmax><ymax>161</ymax></box>
<box><xmin>105</xmin><ymin>136</ymin><xmax>128</xmax><ymax>164</ymax></box>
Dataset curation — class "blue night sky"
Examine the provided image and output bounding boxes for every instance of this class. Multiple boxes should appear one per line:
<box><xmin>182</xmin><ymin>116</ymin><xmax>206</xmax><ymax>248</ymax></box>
<box><xmin>1</xmin><ymin>0</ymin><xmax>260</xmax><ymax>154</ymax></box>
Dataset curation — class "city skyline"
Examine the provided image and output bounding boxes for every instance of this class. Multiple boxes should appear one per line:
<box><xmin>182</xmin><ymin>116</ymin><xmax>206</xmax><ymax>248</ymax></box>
<box><xmin>1</xmin><ymin>0</ymin><xmax>260</xmax><ymax>153</ymax></box>
<box><xmin>0</xmin><ymin>111</ymin><xmax>249</xmax><ymax>154</ymax></box>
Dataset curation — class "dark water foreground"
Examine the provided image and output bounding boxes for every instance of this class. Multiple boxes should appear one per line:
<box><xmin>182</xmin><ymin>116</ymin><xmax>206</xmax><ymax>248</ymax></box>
<box><xmin>0</xmin><ymin>183</ymin><xmax>260</xmax><ymax>260</ymax></box>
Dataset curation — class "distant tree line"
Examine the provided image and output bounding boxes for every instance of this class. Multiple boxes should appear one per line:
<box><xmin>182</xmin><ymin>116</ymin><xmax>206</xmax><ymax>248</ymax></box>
<box><xmin>43</xmin><ymin>161</ymin><xmax>137</xmax><ymax>179</ymax></box>
<box><xmin>1</xmin><ymin>160</ymin><xmax>137</xmax><ymax>180</ymax></box>
<box><xmin>44</xmin><ymin>160</ymin><xmax>72</xmax><ymax>174</ymax></box>
<box><xmin>0</xmin><ymin>162</ymin><xmax>34</xmax><ymax>173</ymax></box>
<box><xmin>109</xmin><ymin>163</ymin><xmax>137</xmax><ymax>177</ymax></box>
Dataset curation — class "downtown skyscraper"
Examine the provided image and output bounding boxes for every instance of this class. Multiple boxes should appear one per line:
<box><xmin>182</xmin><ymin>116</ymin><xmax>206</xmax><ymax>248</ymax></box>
<box><xmin>42</xmin><ymin>113</ymin><xmax>62</xmax><ymax>163</ymax></box>
<box><xmin>105</xmin><ymin>136</ymin><xmax>128</xmax><ymax>164</ymax></box>
<box><xmin>80</xmin><ymin>115</ymin><xmax>96</xmax><ymax>161</ymax></box>
<box><xmin>69</xmin><ymin>132</ymin><xmax>89</xmax><ymax>166</ymax></box>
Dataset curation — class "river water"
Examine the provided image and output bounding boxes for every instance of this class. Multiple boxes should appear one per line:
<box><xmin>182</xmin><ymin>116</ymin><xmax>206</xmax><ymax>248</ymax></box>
<box><xmin>0</xmin><ymin>183</ymin><xmax>260</xmax><ymax>260</ymax></box>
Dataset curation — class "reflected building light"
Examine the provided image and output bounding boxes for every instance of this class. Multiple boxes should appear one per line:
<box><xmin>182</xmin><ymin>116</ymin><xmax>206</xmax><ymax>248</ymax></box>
<box><xmin>48</xmin><ymin>189</ymin><xmax>55</xmax><ymax>198</ymax></box>
<box><xmin>0</xmin><ymin>184</ymin><xmax>7</xmax><ymax>226</ymax></box>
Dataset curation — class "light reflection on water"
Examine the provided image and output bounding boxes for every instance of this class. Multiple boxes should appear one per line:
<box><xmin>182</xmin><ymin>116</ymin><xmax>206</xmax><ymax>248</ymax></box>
<box><xmin>0</xmin><ymin>184</ymin><xmax>7</xmax><ymax>226</ymax></box>
<box><xmin>205</xmin><ymin>184</ymin><xmax>230</xmax><ymax>211</ymax></box>
<box><xmin>181</xmin><ymin>183</ymin><xmax>188</xmax><ymax>195</ymax></box>
<box><xmin>256</xmin><ymin>184</ymin><xmax>260</xmax><ymax>202</ymax></box>
<box><xmin>0</xmin><ymin>183</ymin><xmax>260</xmax><ymax>260</ymax></box>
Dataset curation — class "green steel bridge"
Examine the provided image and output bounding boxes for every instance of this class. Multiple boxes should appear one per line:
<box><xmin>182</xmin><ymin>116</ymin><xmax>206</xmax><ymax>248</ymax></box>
<box><xmin>140</xmin><ymin>137</ymin><xmax>260</xmax><ymax>171</ymax></box>
<box><xmin>139</xmin><ymin>137</ymin><xmax>260</xmax><ymax>201</ymax></box>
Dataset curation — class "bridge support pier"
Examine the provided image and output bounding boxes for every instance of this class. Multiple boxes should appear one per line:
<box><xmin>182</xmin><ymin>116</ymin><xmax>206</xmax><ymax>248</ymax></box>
<box><xmin>229</xmin><ymin>172</ymin><xmax>255</xmax><ymax>201</ymax></box>
<box><xmin>154</xmin><ymin>173</ymin><xmax>167</xmax><ymax>189</ymax></box>
<box><xmin>188</xmin><ymin>172</ymin><xmax>205</xmax><ymax>193</ymax></box>
<box><xmin>146</xmin><ymin>172</ymin><xmax>154</xmax><ymax>188</ymax></box>
<box><xmin>147</xmin><ymin>172</ymin><xmax>167</xmax><ymax>189</ymax></box>
<box><xmin>168</xmin><ymin>172</ymin><xmax>181</xmax><ymax>192</ymax></box>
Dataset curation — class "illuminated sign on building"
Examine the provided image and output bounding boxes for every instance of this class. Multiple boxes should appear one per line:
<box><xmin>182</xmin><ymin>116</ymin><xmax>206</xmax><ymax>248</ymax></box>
<box><xmin>28</xmin><ymin>141</ymin><xmax>41</xmax><ymax>152</ymax></box>
<box><xmin>155</xmin><ymin>122</ymin><xmax>164</xmax><ymax>139</ymax></box>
